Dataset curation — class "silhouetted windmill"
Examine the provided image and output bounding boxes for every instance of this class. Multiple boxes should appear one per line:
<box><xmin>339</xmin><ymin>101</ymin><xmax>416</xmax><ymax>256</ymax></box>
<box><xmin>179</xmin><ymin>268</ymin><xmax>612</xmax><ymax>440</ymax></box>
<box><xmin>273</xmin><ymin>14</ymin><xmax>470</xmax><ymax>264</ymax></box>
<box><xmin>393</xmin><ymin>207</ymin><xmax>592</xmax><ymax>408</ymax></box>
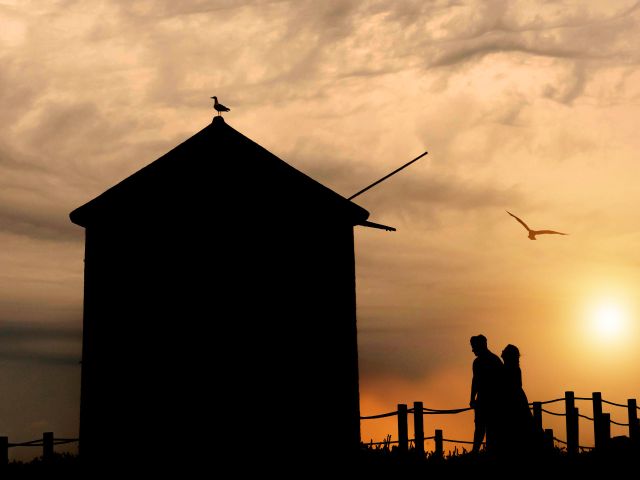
<box><xmin>69</xmin><ymin>115</ymin><xmax>392</xmax><ymax>473</ymax></box>
<box><xmin>211</xmin><ymin>96</ymin><xmax>230</xmax><ymax>116</ymax></box>
<box><xmin>506</xmin><ymin>211</ymin><xmax>568</xmax><ymax>240</ymax></box>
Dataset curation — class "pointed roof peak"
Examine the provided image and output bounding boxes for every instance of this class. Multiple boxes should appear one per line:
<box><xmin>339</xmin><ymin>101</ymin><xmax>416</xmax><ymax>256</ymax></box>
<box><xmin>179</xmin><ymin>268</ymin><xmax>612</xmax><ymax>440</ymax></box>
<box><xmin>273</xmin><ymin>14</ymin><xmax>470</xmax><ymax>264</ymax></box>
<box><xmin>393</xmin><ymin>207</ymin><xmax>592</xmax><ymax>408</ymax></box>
<box><xmin>69</xmin><ymin>119</ymin><xmax>370</xmax><ymax>228</ymax></box>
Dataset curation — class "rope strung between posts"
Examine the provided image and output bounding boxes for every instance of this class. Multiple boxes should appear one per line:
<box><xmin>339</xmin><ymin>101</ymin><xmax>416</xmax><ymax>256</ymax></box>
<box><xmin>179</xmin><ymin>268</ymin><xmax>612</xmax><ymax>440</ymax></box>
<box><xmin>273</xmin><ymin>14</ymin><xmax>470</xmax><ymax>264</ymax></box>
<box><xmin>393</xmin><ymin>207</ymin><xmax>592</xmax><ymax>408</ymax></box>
<box><xmin>361</xmin><ymin>406</ymin><xmax>472</xmax><ymax>420</ymax></box>
<box><xmin>578</xmin><ymin>413</ymin><xmax>594</xmax><ymax>421</ymax></box>
<box><xmin>360</xmin><ymin>411</ymin><xmax>399</xmax><ymax>420</ymax></box>
<box><xmin>423</xmin><ymin>407</ymin><xmax>472</xmax><ymax>414</ymax></box>
<box><xmin>54</xmin><ymin>439</ymin><xmax>79</xmax><ymax>445</ymax></box>
<box><xmin>442</xmin><ymin>438</ymin><xmax>478</xmax><ymax>445</ymax></box>
<box><xmin>542</xmin><ymin>408</ymin><xmax>566</xmax><ymax>417</ymax></box>
<box><xmin>361</xmin><ymin>395</ymin><xmax>636</xmax><ymax>420</ymax></box>
<box><xmin>602</xmin><ymin>399</ymin><xmax>629</xmax><ymax>408</ymax></box>
<box><xmin>360</xmin><ymin>394</ymin><xmax>636</xmax><ymax>450</ymax></box>
<box><xmin>610</xmin><ymin>419</ymin><xmax>629</xmax><ymax>427</ymax></box>
<box><xmin>8</xmin><ymin>440</ymin><xmax>43</xmax><ymax>448</ymax></box>
<box><xmin>536</xmin><ymin>397</ymin><xmax>565</xmax><ymax>405</ymax></box>
<box><xmin>6</xmin><ymin>437</ymin><xmax>79</xmax><ymax>448</ymax></box>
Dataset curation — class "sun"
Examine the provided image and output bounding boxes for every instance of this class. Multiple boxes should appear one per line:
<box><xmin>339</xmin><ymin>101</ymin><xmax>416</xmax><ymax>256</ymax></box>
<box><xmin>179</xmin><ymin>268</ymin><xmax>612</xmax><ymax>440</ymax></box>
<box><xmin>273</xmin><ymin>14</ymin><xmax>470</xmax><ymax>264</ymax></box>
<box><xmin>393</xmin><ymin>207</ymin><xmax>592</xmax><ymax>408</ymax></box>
<box><xmin>589</xmin><ymin>301</ymin><xmax>628</xmax><ymax>340</ymax></box>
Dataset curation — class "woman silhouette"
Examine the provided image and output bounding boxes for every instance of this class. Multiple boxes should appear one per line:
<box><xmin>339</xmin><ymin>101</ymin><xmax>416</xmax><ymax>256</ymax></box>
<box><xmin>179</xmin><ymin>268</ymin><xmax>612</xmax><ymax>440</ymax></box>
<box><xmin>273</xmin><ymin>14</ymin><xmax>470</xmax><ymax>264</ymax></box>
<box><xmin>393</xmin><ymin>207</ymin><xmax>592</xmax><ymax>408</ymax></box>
<box><xmin>501</xmin><ymin>344</ymin><xmax>536</xmax><ymax>454</ymax></box>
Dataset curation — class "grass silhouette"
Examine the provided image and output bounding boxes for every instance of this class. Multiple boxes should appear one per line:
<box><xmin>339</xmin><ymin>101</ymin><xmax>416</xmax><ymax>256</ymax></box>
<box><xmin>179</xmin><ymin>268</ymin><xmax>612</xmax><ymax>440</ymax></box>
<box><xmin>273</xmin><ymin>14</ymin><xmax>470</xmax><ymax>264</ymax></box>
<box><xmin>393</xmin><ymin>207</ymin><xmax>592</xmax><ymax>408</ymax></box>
<box><xmin>2</xmin><ymin>440</ymin><xmax>637</xmax><ymax>478</ymax></box>
<box><xmin>356</xmin><ymin>437</ymin><xmax>638</xmax><ymax>479</ymax></box>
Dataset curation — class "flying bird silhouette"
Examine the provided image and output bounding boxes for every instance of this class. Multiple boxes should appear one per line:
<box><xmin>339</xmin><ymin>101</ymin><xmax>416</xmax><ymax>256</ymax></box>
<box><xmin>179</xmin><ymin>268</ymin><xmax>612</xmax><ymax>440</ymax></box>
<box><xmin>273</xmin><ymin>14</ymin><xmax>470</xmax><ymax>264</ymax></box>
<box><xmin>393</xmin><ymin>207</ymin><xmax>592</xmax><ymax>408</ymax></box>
<box><xmin>506</xmin><ymin>211</ymin><xmax>568</xmax><ymax>240</ymax></box>
<box><xmin>211</xmin><ymin>96</ymin><xmax>230</xmax><ymax>116</ymax></box>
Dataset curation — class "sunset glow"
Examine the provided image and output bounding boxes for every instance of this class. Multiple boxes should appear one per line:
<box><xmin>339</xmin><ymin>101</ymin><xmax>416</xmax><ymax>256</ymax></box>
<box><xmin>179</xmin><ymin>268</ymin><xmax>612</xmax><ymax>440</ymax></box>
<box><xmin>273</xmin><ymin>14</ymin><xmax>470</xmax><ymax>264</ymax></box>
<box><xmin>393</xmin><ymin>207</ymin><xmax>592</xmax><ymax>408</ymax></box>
<box><xmin>2</xmin><ymin>0</ymin><xmax>640</xmax><ymax>460</ymax></box>
<box><xmin>588</xmin><ymin>299</ymin><xmax>630</xmax><ymax>343</ymax></box>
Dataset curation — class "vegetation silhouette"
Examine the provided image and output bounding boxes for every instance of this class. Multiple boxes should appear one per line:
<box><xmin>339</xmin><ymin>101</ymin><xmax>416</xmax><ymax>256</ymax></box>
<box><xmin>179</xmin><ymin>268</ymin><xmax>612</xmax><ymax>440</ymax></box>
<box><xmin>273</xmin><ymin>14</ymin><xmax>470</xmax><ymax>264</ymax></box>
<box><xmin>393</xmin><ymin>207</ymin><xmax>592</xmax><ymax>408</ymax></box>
<box><xmin>3</xmin><ymin>440</ymin><xmax>639</xmax><ymax>478</ymax></box>
<box><xmin>357</xmin><ymin>439</ymin><xmax>639</xmax><ymax>478</ymax></box>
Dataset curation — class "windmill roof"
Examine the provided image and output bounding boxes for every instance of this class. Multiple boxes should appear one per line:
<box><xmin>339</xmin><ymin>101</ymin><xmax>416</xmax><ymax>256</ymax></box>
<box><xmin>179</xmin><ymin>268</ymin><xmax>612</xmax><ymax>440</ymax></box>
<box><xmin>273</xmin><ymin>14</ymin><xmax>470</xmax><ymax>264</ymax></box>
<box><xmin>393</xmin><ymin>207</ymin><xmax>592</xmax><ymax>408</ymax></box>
<box><xmin>69</xmin><ymin>116</ymin><xmax>370</xmax><ymax>228</ymax></box>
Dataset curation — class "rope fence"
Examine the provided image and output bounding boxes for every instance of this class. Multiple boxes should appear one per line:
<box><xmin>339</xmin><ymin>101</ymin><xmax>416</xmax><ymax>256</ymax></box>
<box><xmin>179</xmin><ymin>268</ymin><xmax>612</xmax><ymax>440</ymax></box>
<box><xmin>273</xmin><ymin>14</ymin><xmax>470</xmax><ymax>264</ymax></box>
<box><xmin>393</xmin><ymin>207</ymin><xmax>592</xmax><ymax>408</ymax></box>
<box><xmin>3</xmin><ymin>392</ymin><xmax>638</xmax><ymax>464</ymax></box>
<box><xmin>360</xmin><ymin>411</ymin><xmax>400</xmax><ymax>420</ymax></box>
<box><xmin>361</xmin><ymin>391</ymin><xmax>640</xmax><ymax>457</ymax></box>
<box><xmin>541</xmin><ymin>408</ymin><xmax>566</xmax><ymax>417</ymax></box>
<box><xmin>423</xmin><ymin>407</ymin><xmax>472</xmax><ymax>414</ymax></box>
<box><xmin>602</xmin><ymin>399</ymin><xmax>629</xmax><ymax>408</ymax></box>
<box><xmin>442</xmin><ymin>438</ymin><xmax>476</xmax><ymax>445</ymax></box>
<box><xmin>0</xmin><ymin>433</ymin><xmax>79</xmax><ymax>466</ymax></box>
<box><xmin>610</xmin><ymin>419</ymin><xmax>630</xmax><ymax>427</ymax></box>
<box><xmin>535</xmin><ymin>398</ymin><xmax>565</xmax><ymax>405</ymax></box>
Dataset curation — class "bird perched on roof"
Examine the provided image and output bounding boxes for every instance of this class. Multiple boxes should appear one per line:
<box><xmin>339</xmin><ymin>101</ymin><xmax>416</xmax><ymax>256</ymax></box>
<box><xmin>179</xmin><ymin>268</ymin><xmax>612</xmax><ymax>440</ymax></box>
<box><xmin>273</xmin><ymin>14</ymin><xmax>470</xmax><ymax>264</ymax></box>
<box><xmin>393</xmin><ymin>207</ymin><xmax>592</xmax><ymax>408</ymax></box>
<box><xmin>506</xmin><ymin>211</ymin><xmax>568</xmax><ymax>240</ymax></box>
<box><xmin>211</xmin><ymin>96</ymin><xmax>230</xmax><ymax>116</ymax></box>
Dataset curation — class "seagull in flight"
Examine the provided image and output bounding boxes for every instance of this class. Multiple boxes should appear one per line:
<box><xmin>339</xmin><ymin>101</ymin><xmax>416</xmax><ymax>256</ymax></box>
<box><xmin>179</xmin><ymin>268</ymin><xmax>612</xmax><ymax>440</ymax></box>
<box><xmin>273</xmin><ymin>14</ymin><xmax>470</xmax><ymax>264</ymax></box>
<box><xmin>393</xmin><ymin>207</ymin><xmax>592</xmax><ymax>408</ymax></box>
<box><xmin>211</xmin><ymin>96</ymin><xmax>230</xmax><ymax>116</ymax></box>
<box><xmin>506</xmin><ymin>211</ymin><xmax>568</xmax><ymax>240</ymax></box>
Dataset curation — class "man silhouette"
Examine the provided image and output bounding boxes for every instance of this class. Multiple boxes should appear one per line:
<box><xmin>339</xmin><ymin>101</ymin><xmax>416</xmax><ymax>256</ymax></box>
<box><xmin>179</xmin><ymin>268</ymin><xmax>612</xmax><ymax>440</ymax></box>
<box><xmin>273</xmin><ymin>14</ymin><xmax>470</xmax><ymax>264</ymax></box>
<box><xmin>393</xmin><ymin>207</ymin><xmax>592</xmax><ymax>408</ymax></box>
<box><xmin>469</xmin><ymin>334</ymin><xmax>504</xmax><ymax>453</ymax></box>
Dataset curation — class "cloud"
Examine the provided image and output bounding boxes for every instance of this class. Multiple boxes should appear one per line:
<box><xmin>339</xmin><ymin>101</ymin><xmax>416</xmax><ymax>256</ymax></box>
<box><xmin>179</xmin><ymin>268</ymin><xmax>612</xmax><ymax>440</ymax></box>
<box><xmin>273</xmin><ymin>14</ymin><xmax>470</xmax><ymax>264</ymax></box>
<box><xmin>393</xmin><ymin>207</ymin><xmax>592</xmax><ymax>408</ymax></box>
<box><xmin>358</xmin><ymin>319</ymin><xmax>468</xmax><ymax>381</ymax></box>
<box><xmin>1</xmin><ymin>0</ymin><xmax>640</xmax><ymax>460</ymax></box>
<box><xmin>0</xmin><ymin>144</ymin><xmax>83</xmax><ymax>241</ymax></box>
<box><xmin>290</xmin><ymin>147</ymin><xmax>524</xmax><ymax>226</ymax></box>
<box><xmin>0</xmin><ymin>322</ymin><xmax>81</xmax><ymax>340</ymax></box>
<box><xmin>0</xmin><ymin>321</ymin><xmax>81</xmax><ymax>366</ymax></box>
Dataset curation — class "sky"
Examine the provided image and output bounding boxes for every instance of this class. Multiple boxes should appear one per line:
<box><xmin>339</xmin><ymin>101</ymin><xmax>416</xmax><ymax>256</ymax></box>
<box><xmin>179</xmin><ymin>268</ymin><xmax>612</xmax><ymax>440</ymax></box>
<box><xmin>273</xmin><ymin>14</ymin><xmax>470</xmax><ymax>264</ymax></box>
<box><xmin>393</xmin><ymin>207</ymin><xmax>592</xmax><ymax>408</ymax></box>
<box><xmin>2</xmin><ymin>0</ymin><xmax>640</xmax><ymax>458</ymax></box>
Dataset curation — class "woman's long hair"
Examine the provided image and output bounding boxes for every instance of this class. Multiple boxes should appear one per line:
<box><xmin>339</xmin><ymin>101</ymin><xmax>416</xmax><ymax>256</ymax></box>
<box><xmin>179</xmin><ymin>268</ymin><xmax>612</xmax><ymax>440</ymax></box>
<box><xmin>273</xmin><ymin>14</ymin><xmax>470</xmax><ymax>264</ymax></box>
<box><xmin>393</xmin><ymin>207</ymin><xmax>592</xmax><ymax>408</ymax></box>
<box><xmin>501</xmin><ymin>344</ymin><xmax>520</xmax><ymax>367</ymax></box>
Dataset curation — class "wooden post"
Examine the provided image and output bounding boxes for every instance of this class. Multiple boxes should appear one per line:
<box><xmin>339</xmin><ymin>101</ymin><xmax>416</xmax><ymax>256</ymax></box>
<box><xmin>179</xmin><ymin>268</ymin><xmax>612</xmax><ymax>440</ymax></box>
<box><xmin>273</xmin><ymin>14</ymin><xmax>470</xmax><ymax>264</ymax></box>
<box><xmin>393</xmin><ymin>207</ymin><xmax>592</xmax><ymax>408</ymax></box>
<box><xmin>533</xmin><ymin>402</ymin><xmax>543</xmax><ymax>447</ymax></box>
<box><xmin>569</xmin><ymin>407</ymin><xmax>579</xmax><ymax>456</ymax></box>
<box><xmin>42</xmin><ymin>432</ymin><xmax>54</xmax><ymax>463</ymax></box>
<box><xmin>543</xmin><ymin>428</ymin><xmax>554</xmax><ymax>452</ymax></box>
<box><xmin>397</xmin><ymin>404</ymin><xmax>408</xmax><ymax>454</ymax></box>
<box><xmin>601</xmin><ymin>413</ymin><xmax>611</xmax><ymax>446</ymax></box>
<box><xmin>592</xmin><ymin>392</ymin><xmax>603</xmax><ymax>449</ymax></box>
<box><xmin>0</xmin><ymin>437</ymin><xmax>7</xmax><ymax>467</ymax></box>
<box><xmin>627</xmin><ymin>399</ymin><xmax>638</xmax><ymax>442</ymax></box>
<box><xmin>565</xmin><ymin>391</ymin><xmax>578</xmax><ymax>456</ymax></box>
<box><xmin>533</xmin><ymin>402</ymin><xmax>543</xmax><ymax>432</ymax></box>
<box><xmin>413</xmin><ymin>401</ymin><xmax>424</xmax><ymax>456</ymax></box>
<box><xmin>434</xmin><ymin>429</ymin><xmax>443</xmax><ymax>458</ymax></box>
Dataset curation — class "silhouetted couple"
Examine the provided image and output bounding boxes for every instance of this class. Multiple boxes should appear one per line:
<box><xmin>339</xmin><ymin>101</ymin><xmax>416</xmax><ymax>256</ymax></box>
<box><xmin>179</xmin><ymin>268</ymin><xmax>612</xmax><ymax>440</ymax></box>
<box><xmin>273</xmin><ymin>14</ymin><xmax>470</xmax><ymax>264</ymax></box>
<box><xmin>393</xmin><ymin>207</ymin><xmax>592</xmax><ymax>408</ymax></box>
<box><xmin>469</xmin><ymin>334</ymin><xmax>536</xmax><ymax>457</ymax></box>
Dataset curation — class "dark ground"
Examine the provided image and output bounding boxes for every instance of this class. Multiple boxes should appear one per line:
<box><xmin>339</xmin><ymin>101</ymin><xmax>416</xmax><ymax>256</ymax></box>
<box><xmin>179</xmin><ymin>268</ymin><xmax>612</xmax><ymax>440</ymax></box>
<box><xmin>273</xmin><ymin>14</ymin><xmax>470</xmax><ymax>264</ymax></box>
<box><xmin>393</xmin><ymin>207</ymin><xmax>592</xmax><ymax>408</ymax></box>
<box><xmin>2</xmin><ymin>440</ymin><xmax>637</xmax><ymax>479</ymax></box>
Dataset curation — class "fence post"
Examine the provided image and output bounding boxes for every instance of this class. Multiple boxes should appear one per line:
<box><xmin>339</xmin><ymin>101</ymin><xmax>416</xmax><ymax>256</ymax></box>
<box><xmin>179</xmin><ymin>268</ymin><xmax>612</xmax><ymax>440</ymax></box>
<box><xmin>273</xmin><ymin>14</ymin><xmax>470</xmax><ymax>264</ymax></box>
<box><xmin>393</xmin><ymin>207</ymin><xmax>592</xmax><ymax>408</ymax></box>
<box><xmin>569</xmin><ymin>407</ymin><xmax>579</xmax><ymax>456</ymax></box>
<box><xmin>413</xmin><ymin>401</ymin><xmax>424</xmax><ymax>456</ymax></box>
<box><xmin>627</xmin><ymin>399</ymin><xmax>638</xmax><ymax>442</ymax></box>
<box><xmin>601</xmin><ymin>413</ymin><xmax>610</xmax><ymax>446</ymax></box>
<box><xmin>543</xmin><ymin>428</ymin><xmax>554</xmax><ymax>452</ymax></box>
<box><xmin>532</xmin><ymin>402</ymin><xmax>543</xmax><ymax>447</ymax></box>
<box><xmin>435</xmin><ymin>429</ymin><xmax>443</xmax><ymax>458</ymax></box>
<box><xmin>43</xmin><ymin>432</ymin><xmax>54</xmax><ymax>463</ymax></box>
<box><xmin>397</xmin><ymin>404</ymin><xmax>408</xmax><ymax>454</ymax></box>
<box><xmin>565</xmin><ymin>391</ymin><xmax>578</xmax><ymax>455</ymax></box>
<box><xmin>532</xmin><ymin>402</ymin><xmax>543</xmax><ymax>431</ymax></box>
<box><xmin>592</xmin><ymin>392</ymin><xmax>603</xmax><ymax>449</ymax></box>
<box><xmin>0</xmin><ymin>437</ymin><xmax>7</xmax><ymax>467</ymax></box>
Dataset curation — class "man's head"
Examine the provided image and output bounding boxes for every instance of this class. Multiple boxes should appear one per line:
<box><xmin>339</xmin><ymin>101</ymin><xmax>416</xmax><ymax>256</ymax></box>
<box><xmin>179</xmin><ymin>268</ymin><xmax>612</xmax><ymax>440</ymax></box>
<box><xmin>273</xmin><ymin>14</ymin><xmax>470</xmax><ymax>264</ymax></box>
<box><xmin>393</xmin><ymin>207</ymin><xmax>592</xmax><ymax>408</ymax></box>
<box><xmin>470</xmin><ymin>334</ymin><xmax>488</xmax><ymax>356</ymax></box>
